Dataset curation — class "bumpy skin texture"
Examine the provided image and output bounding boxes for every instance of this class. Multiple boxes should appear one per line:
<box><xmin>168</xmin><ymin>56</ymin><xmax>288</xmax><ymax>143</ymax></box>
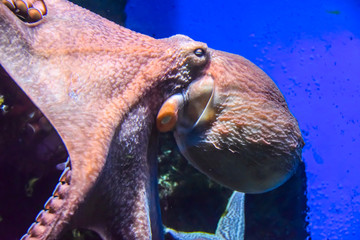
<box><xmin>0</xmin><ymin>0</ymin><xmax>303</xmax><ymax>239</ymax></box>
<box><xmin>0</xmin><ymin>0</ymin><xmax>208</xmax><ymax>239</ymax></box>
<box><xmin>175</xmin><ymin>51</ymin><xmax>304</xmax><ymax>193</ymax></box>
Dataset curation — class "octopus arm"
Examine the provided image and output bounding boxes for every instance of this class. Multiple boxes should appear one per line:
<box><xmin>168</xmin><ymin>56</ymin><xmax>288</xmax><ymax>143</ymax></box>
<box><xmin>165</xmin><ymin>192</ymin><xmax>245</xmax><ymax>240</ymax></box>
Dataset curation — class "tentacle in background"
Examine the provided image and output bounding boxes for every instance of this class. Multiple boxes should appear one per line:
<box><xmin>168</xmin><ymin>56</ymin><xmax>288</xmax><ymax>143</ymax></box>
<box><xmin>165</xmin><ymin>192</ymin><xmax>245</xmax><ymax>240</ymax></box>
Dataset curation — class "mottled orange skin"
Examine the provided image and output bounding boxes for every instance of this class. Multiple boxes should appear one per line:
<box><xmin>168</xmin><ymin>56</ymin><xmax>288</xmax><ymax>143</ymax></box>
<box><xmin>1</xmin><ymin>0</ymin><xmax>208</xmax><ymax>239</ymax></box>
<box><xmin>176</xmin><ymin>51</ymin><xmax>304</xmax><ymax>193</ymax></box>
<box><xmin>0</xmin><ymin>0</ymin><xmax>303</xmax><ymax>239</ymax></box>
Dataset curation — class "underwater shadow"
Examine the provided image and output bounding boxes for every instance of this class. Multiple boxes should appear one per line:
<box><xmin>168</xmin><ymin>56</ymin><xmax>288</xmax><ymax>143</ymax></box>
<box><xmin>158</xmin><ymin>133</ymin><xmax>309</xmax><ymax>240</ymax></box>
<box><xmin>245</xmin><ymin>161</ymin><xmax>309</xmax><ymax>239</ymax></box>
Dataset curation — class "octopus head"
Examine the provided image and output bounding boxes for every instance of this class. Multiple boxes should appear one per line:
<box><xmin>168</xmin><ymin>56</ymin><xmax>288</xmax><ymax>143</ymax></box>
<box><xmin>157</xmin><ymin>49</ymin><xmax>304</xmax><ymax>193</ymax></box>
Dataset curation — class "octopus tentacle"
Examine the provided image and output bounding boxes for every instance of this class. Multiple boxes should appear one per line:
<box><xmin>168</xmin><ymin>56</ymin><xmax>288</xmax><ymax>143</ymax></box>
<box><xmin>20</xmin><ymin>159</ymin><xmax>72</xmax><ymax>240</ymax></box>
<box><xmin>1</xmin><ymin>0</ymin><xmax>210</xmax><ymax>238</ymax></box>
<box><xmin>164</xmin><ymin>192</ymin><xmax>245</xmax><ymax>240</ymax></box>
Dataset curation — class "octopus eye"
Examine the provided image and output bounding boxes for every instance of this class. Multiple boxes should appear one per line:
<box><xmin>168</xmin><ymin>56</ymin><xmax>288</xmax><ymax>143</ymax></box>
<box><xmin>194</xmin><ymin>48</ymin><xmax>206</xmax><ymax>57</ymax></box>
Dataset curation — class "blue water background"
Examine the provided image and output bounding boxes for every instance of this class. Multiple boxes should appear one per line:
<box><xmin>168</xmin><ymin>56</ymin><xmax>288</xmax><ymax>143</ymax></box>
<box><xmin>126</xmin><ymin>0</ymin><xmax>360</xmax><ymax>239</ymax></box>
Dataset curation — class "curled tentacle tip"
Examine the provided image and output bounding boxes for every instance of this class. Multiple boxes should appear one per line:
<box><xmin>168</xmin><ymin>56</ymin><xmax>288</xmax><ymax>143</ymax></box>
<box><xmin>156</xmin><ymin>94</ymin><xmax>183</xmax><ymax>132</ymax></box>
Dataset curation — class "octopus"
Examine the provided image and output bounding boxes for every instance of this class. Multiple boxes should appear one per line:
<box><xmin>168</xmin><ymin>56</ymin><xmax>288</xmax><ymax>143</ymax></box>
<box><xmin>0</xmin><ymin>0</ymin><xmax>304</xmax><ymax>239</ymax></box>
